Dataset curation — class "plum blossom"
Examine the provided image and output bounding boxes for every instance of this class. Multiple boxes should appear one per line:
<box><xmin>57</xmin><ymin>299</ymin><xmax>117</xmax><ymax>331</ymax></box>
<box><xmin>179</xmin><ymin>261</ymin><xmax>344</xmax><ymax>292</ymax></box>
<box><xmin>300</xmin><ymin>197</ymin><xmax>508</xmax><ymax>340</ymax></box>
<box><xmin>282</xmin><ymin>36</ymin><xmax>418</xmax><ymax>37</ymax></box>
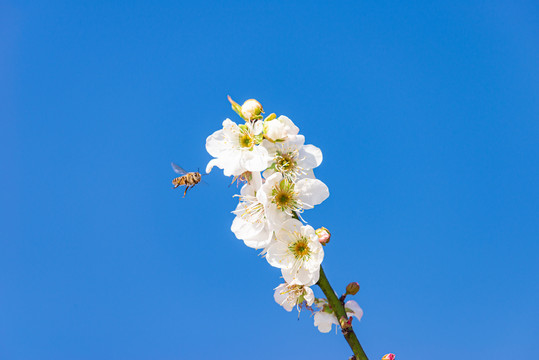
<box><xmin>262</xmin><ymin>135</ymin><xmax>323</xmax><ymax>181</ymax></box>
<box><xmin>203</xmin><ymin>98</ymin><xmax>370</xmax><ymax>350</ymax></box>
<box><xmin>313</xmin><ymin>299</ymin><xmax>364</xmax><ymax>333</ymax></box>
<box><xmin>266</xmin><ymin>218</ymin><xmax>324</xmax><ymax>285</ymax></box>
<box><xmin>273</xmin><ymin>282</ymin><xmax>314</xmax><ymax>312</ymax></box>
<box><xmin>206</xmin><ymin>119</ymin><xmax>270</xmax><ymax>176</ymax></box>
<box><xmin>231</xmin><ymin>173</ymin><xmax>287</xmax><ymax>249</ymax></box>
<box><xmin>258</xmin><ymin>172</ymin><xmax>329</xmax><ymax>226</ymax></box>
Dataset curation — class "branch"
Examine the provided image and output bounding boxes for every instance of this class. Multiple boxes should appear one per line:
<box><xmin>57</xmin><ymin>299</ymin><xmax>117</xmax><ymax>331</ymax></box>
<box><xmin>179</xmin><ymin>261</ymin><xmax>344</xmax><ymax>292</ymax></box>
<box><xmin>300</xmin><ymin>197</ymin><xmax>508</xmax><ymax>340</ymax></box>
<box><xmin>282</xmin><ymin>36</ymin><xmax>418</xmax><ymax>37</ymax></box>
<box><xmin>316</xmin><ymin>266</ymin><xmax>369</xmax><ymax>360</ymax></box>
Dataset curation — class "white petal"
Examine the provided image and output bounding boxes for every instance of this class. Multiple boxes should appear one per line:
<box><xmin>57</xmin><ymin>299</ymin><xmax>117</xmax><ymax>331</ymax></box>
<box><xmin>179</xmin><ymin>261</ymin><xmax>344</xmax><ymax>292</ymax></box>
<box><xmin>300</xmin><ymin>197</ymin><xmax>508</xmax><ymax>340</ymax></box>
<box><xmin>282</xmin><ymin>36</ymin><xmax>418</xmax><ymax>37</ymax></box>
<box><xmin>300</xmin><ymin>144</ymin><xmax>323</xmax><ymax>169</ymax></box>
<box><xmin>282</xmin><ymin>266</ymin><xmax>319</xmax><ymax>286</ymax></box>
<box><xmin>303</xmin><ymin>287</ymin><xmax>315</xmax><ymax>306</ymax></box>
<box><xmin>345</xmin><ymin>300</ymin><xmax>364</xmax><ymax>321</ymax></box>
<box><xmin>276</xmin><ymin>218</ymin><xmax>303</xmax><ymax>239</ymax></box>
<box><xmin>231</xmin><ymin>215</ymin><xmax>264</xmax><ymax>241</ymax></box>
<box><xmin>243</xmin><ymin>228</ymin><xmax>273</xmax><ymax>249</ymax></box>
<box><xmin>266</xmin><ymin>241</ymin><xmax>293</xmax><ymax>269</ymax></box>
<box><xmin>296</xmin><ymin>178</ymin><xmax>329</xmax><ymax>209</ymax></box>
<box><xmin>273</xmin><ymin>283</ymin><xmax>296</xmax><ymax>312</ymax></box>
<box><xmin>278</xmin><ymin>115</ymin><xmax>299</xmax><ymax>136</ymax></box>
<box><xmin>205</xmin><ymin>130</ymin><xmax>226</xmax><ymax>158</ymax></box>
<box><xmin>285</xmin><ymin>134</ymin><xmax>305</xmax><ymax>148</ymax></box>
<box><xmin>205</xmin><ymin>158</ymin><xmax>221</xmax><ymax>174</ymax></box>
<box><xmin>314</xmin><ymin>311</ymin><xmax>338</xmax><ymax>333</ymax></box>
<box><xmin>250</xmin><ymin>171</ymin><xmax>263</xmax><ymax>189</ymax></box>
<box><xmin>219</xmin><ymin>150</ymin><xmax>245</xmax><ymax>176</ymax></box>
<box><xmin>240</xmin><ymin>146</ymin><xmax>270</xmax><ymax>172</ymax></box>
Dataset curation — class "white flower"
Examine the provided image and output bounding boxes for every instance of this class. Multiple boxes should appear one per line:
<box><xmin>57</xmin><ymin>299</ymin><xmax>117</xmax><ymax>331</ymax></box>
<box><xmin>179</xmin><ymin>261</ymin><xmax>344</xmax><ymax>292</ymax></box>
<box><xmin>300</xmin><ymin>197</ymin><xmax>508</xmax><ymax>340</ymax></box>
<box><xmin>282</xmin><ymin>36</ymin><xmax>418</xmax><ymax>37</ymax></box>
<box><xmin>273</xmin><ymin>282</ymin><xmax>314</xmax><ymax>312</ymax></box>
<box><xmin>258</xmin><ymin>172</ymin><xmax>329</xmax><ymax>227</ymax></box>
<box><xmin>230</xmin><ymin>173</ymin><xmax>287</xmax><ymax>249</ymax></box>
<box><xmin>262</xmin><ymin>135</ymin><xmax>323</xmax><ymax>181</ymax></box>
<box><xmin>263</xmin><ymin>115</ymin><xmax>299</xmax><ymax>141</ymax></box>
<box><xmin>313</xmin><ymin>299</ymin><xmax>364</xmax><ymax>333</ymax></box>
<box><xmin>205</xmin><ymin>119</ymin><xmax>270</xmax><ymax>176</ymax></box>
<box><xmin>266</xmin><ymin>218</ymin><xmax>324</xmax><ymax>285</ymax></box>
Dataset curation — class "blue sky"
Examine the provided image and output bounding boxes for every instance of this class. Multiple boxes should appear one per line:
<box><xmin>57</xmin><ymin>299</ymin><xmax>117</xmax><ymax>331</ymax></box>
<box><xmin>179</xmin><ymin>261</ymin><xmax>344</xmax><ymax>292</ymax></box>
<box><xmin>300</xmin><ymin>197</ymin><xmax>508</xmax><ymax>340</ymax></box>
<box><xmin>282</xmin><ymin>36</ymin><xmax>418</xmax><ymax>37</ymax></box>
<box><xmin>1</xmin><ymin>1</ymin><xmax>538</xmax><ymax>359</ymax></box>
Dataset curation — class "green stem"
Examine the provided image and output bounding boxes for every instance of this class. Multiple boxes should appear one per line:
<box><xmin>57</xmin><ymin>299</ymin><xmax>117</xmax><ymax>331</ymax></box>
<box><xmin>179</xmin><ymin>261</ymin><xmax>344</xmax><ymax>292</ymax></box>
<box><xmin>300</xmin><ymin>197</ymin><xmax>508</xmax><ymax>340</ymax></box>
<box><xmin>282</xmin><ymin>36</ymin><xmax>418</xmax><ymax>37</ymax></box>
<box><xmin>316</xmin><ymin>265</ymin><xmax>369</xmax><ymax>360</ymax></box>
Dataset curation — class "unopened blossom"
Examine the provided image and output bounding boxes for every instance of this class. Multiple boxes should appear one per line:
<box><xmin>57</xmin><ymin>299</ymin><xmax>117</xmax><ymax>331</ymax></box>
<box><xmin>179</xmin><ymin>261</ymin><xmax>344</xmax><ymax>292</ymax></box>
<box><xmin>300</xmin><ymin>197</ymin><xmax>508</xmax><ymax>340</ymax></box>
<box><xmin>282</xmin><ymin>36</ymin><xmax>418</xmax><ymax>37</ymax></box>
<box><xmin>315</xmin><ymin>226</ymin><xmax>331</xmax><ymax>245</ymax></box>
<box><xmin>346</xmin><ymin>282</ymin><xmax>360</xmax><ymax>295</ymax></box>
<box><xmin>273</xmin><ymin>282</ymin><xmax>314</xmax><ymax>312</ymax></box>
<box><xmin>382</xmin><ymin>354</ymin><xmax>396</xmax><ymax>360</ymax></box>
<box><xmin>266</xmin><ymin>218</ymin><xmax>324</xmax><ymax>285</ymax></box>
<box><xmin>258</xmin><ymin>172</ymin><xmax>329</xmax><ymax>227</ymax></box>
<box><xmin>263</xmin><ymin>115</ymin><xmax>299</xmax><ymax>141</ymax></box>
<box><xmin>241</xmin><ymin>99</ymin><xmax>263</xmax><ymax>120</ymax></box>
<box><xmin>206</xmin><ymin>119</ymin><xmax>270</xmax><ymax>176</ymax></box>
<box><xmin>313</xmin><ymin>299</ymin><xmax>363</xmax><ymax>333</ymax></box>
<box><xmin>262</xmin><ymin>135</ymin><xmax>323</xmax><ymax>181</ymax></box>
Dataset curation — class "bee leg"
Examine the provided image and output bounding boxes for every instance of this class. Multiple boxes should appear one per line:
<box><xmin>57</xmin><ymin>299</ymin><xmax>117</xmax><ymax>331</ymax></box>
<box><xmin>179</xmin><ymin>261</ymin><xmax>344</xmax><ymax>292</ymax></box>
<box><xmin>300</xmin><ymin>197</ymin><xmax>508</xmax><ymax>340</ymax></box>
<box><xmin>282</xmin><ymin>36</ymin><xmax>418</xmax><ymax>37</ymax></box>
<box><xmin>183</xmin><ymin>186</ymin><xmax>189</xmax><ymax>197</ymax></box>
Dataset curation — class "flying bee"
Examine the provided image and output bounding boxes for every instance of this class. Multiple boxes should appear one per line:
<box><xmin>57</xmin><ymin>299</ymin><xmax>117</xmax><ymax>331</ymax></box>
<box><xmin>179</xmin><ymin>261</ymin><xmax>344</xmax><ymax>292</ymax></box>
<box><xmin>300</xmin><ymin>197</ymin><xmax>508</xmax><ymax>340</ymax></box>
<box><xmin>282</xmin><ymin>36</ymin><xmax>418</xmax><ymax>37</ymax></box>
<box><xmin>171</xmin><ymin>162</ymin><xmax>205</xmax><ymax>197</ymax></box>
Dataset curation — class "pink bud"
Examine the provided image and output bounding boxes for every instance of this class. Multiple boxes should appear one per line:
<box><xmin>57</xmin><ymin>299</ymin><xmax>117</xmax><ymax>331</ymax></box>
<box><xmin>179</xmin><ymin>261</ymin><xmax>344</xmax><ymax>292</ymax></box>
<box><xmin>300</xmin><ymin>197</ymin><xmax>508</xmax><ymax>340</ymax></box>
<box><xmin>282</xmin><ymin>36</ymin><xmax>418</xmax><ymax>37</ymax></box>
<box><xmin>315</xmin><ymin>227</ymin><xmax>331</xmax><ymax>245</ymax></box>
<box><xmin>346</xmin><ymin>282</ymin><xmax>360</xmax><ymax>295</ymax></box>
<box><xmin>382</xmin><ymin>354</ymin><xmax>395</xmax><ymax>360</ymax></box>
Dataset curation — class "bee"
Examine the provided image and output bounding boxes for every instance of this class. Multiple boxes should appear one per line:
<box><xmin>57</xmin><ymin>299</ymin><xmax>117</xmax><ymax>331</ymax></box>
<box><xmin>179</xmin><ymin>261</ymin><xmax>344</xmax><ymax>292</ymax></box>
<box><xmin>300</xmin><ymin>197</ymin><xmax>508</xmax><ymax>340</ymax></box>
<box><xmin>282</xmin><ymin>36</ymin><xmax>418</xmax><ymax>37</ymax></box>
<box><xmin>171</xmin><ymin>162</ymin><xmax>205</xmax><ymax>197</ymax></box>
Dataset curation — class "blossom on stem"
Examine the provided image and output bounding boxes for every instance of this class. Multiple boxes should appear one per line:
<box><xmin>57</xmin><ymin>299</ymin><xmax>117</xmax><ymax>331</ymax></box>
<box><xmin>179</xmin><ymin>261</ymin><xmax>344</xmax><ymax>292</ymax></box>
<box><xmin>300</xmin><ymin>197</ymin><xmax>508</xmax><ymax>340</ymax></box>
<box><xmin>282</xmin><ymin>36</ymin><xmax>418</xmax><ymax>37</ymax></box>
<box><xmin>258</xmin><ymin>172</ymin><xmax>329</xmax><ymax>227</ymax></box>
<box><xmin>265</xmin><ymin>218</ymin><xmax>324</xmax><ymax>285</ymax></box>
<box><xmin>206</xmin><ymin>119</ymin><xmax>270</xmax><ymax>176</ymax></box>
<box><xmin>273</xmin><ymin>282</ymin><xmax>314</xmax><ymax>312</ymax></box>
<box><xmin>231</xmin><ymin>173</ymin><xmax>287</xmax><ymax>249</ymax></box>
<box><xmin>313</xmin><ymin>299</ymin><xmax>363</xmax><ymax>333</ymax></box>
<box><xmin>262</xmin><ymin>135</ymin><xmax>323</xmax><ymax>182</ymax></box>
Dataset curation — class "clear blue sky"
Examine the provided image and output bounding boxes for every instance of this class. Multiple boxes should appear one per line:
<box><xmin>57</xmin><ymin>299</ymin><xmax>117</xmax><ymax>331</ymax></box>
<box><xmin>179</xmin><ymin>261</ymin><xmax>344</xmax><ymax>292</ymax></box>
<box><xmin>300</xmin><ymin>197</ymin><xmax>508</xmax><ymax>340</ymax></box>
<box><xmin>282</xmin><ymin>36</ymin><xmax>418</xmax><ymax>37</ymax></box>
<box><xmin>1</xmin><ymin>1</ymin><xmax>538</xmax><ymax>359</ymax></box>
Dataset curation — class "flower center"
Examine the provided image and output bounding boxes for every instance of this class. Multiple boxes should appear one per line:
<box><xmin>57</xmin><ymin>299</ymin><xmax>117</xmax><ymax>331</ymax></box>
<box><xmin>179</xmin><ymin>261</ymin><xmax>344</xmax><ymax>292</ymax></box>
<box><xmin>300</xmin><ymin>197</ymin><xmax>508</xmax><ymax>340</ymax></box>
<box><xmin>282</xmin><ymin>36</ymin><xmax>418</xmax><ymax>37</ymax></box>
<box><xmin>239</xmin><ymin>133</ymin><xmax>254</xmax><ymax>148</ymax></box>
<box><xmin>271</xmin><ymin>179</ymin><xmax>301</xmax><ymax>215</ymax></box>
<box><xmin>275</xmin><ymin>151</ymin><xmax>296</xmax><ymax>171</ymax></box>
<box><xmin>288</xmin><ymin>236</ymin><xmax>311</xmax><ymax>260</ymax></box>
<box><xmin>272</xmin><ymin>149</ymin><xmax>306</xmax><ymax>181</ymax></box>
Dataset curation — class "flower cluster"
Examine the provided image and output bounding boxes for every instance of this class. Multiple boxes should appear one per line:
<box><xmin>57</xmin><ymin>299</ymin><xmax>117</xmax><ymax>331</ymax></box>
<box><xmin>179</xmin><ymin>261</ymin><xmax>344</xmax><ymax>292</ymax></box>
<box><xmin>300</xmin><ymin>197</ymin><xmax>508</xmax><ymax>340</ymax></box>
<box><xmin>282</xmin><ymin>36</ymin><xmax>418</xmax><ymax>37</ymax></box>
<box><xmin>205</xmin><ymin>97</ymin><xmax>362</xmax><ymax>333</ymax></box>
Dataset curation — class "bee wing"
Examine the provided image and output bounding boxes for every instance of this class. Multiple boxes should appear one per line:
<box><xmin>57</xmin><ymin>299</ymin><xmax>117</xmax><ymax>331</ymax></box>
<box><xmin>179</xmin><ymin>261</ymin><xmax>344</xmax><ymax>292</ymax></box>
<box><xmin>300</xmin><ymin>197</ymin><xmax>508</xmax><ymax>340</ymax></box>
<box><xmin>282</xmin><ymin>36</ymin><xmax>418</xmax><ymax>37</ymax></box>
<box><xmin>171</xmin><ymin>162</ymin><xmax>188</xmax><ymax>175</ymax></box>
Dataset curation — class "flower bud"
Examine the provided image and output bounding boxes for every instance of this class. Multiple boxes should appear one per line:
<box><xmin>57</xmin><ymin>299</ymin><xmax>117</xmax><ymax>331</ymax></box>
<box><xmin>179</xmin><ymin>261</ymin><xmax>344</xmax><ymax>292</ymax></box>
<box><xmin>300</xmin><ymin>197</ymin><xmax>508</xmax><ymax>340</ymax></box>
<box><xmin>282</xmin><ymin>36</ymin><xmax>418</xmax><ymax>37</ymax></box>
<box><xmin>345</xmin><ymin>282</ymin><xmax>360</xmax><ymax>295</ymax></box>
<box><xmin>339</xmin><ymin>316</ymin><xmax>353</xmax><ymax>330</ymax></box>
<box><xmin>315</xmin><ymin>227</ymin><xmax>331</xmax><ymax>245</ymax></box>
<box><xmin>382</xmin><ymin>354</ymin><xmax>395</xmax><ymax>360</ymax></box>
<box><xmin>241</xmin><ymin>99</ymin><xmax>263</xmax><ymax>120</ymax></box>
